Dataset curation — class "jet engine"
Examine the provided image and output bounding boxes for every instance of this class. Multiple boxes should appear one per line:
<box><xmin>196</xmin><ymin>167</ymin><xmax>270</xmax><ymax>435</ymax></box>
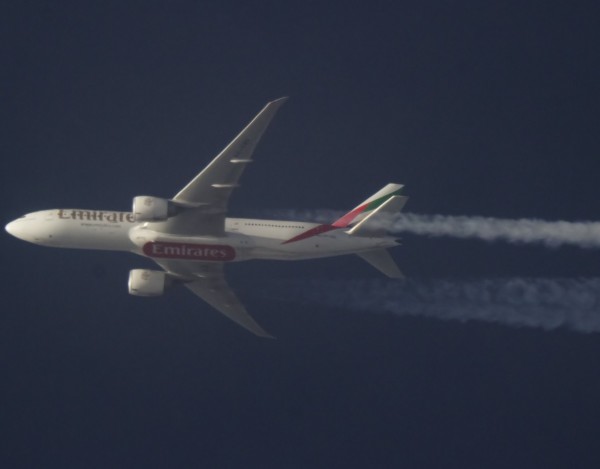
<box><xmin>128</xmin><ymin>269</ymin><xmax>170</xmax><ymax>296</ymax></box>
<box><xmin>132</xmin><ymin>196</ymin><xmax>178</xmax><ymax>222</ymax></box>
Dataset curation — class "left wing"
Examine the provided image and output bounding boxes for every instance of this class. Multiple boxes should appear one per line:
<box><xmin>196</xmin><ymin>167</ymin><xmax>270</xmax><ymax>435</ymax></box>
<box><xmin>155</xmin><ymin>260</ymin><xmax>273</xmax><ymax>338</ymax></box>
<box><xmin>158</xmin><ymin>97</ymin><xmax>288</xmax><ymax>237</ymax></box>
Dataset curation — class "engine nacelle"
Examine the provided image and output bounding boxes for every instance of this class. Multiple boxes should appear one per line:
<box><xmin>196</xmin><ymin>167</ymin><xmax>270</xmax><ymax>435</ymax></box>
<box><xmin>132</xmin><ymin>196</ymin><xmax>172</xmax><ymax>222</ymax></box>
<box><xmin>128</xmin><ymin>269</ymin><xmax>168</xmax><ymax>296</ymax></box>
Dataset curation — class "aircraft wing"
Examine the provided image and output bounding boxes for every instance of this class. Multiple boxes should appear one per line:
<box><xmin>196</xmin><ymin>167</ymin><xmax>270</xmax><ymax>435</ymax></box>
<box><xmin>161</xmin><ymin>97</ymin><xmax>288</xmax><ymax>237</ymax></box>
<box><xmin>154</xmin><ymin>260</ymin><xmax>273</xmax><ymax>338</ymax></box>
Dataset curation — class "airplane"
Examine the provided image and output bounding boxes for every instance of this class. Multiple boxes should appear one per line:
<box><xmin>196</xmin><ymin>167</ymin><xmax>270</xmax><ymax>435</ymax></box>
<box><xmin>5</xmin><ymin>98</ymin><xmax>408</xmax><ymax>338</ymax></box>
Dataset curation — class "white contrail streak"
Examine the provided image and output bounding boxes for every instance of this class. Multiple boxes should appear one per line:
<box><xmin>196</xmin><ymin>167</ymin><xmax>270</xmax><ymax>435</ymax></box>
<box><xmin>259</xmin><ymin>210</ymin><xmax>600</xmax><ymax>249</ymax></box>
<box><xmin>386</xmin><ymin>213</ymin><xmax>600</xmax><ymax>248</ymax></box>
<box><xmin>250</xmin><ymin>210</ymin><xmax>600</xmax><ymax>332</ymax></box>
<box><xmin>257</xmin><ymin>278</ymin><xmax>600</xmax><ymax>333</ymax></box>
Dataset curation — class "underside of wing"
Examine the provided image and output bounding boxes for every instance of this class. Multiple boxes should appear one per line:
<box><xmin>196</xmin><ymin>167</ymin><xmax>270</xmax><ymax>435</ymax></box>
<box><xmin>155</xmin><ymin>260</ymin><xmax>273</xmax><ymax>338</ymax></box>
<box><xmin>154</xmin><ymin>98</ymin><xmax>287</xmax><ymax>237</ymax></box>
<box><xmin>185</xmin><ymin>276</ymin><xmax>273</xmax><ymax>338</ymax></box>
<box><xmin>174</xmin><ymin>97</ymin><xmax>288</xmax><ymax>207</ymax></box>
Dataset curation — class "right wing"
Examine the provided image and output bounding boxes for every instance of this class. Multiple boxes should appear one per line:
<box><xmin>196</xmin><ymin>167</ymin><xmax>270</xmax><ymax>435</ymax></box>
<box><xmin>155</xmin><ymin>259</ymin><xmax>273</xmax><ymax>338</ymax></box>
<box><xmin>157</xmin><ymin>97</ymin><xmax>288</xmax><ymax>237</ymax></box>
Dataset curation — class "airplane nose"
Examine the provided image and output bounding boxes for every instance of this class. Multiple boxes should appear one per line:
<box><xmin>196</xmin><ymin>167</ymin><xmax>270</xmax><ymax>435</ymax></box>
<box><xmin>5</xmin><ymin>219</ymin><xmax>29</xmax><ymax>242</ymax></box>
<box><xmin>5</xmin><ymin>220</ymin><xmax>18</xmax><ymax>237</ymax></box>
<box><xmin>5</xmin><ymin>215</ymin><xmax>55</xmax><ymax>245</ymax></box>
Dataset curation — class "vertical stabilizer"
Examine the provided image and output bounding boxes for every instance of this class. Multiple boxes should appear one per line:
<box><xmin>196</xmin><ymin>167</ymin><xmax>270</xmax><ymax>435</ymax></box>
<box><xmin>332</xmin><ymin>183</ymin><xmax>403</xmax><ymax>228</ymax></box>
<box><xmin>347</xmin><ymin>195</ymin><xmax>408</xmax><ymax>237</ymax></box>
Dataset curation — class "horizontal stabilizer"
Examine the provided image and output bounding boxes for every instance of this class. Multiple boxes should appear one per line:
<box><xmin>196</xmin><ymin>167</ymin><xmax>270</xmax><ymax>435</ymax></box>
<box><xmin>357</xmin><ymin>249</ymin><xmax>404</xmax><ymax>279</ymax></box>
<box><xmin>347</xmin><ymin>195</ymin><xmax>407</xmax><ymax>237</ymax></box>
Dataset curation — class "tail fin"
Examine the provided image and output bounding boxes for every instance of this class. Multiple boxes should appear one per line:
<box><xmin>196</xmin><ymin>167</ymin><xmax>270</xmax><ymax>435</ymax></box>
<box><xmin>282</xmin><ymin>183</ymin><xmax>406</xmax><ymax>245</ymax></box>
<box><xmin>333</xmin><ymin>183</ymin><xmax>404</xmax><ymax>228</ymax></box>
<box><xmin>347</xmin><ymin>195</ymin><xmax>407</xmax><ymax>237</ymax></box>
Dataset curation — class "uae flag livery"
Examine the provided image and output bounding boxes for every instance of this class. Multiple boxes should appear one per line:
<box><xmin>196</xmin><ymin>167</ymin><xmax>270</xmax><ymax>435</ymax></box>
<box><xmin>143</xmin><ymin>241</ymin><xmax>236</xmax><ymax>261</ymax></box>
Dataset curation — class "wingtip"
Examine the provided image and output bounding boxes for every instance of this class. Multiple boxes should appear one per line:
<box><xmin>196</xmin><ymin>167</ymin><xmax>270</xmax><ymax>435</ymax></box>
<box><xmin>255</xmin><ymin>325</ymin><xmax>276</xmax><ymax>339</ymax></box>
<box><xmin>269</xmin><ymin>96</ymin><xmax>289</xmax><ymax>105</ymax></box>
<box><xmin>254</xmin><ymin>329</ymin><xmax>276</xmax><ymax>339</ymax></box>
<box><xmin>244</xmin><ymin>316</ymin><xmax>276</xmax><ymax>339</ymax></box>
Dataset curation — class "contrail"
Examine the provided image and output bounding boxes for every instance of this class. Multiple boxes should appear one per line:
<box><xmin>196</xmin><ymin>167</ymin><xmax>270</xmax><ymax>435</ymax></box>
<box><xmin>254</xmin><ymin>277</ymin><xmax>600</xmax><ymax>333</ymax></box>
<box><xmin>259</xmin><ymin>210</ymin><xmax>600</xmax><ymax>249</ymax></box>
<box><xmin>385</xmin><ymin>213</ymin><xmax>600</xmax><ymax>248</ymax></box>
<box><xmin>247</xmin><ymin>210</ymin><xmax>600</xmax><ymax>332</ymax></box>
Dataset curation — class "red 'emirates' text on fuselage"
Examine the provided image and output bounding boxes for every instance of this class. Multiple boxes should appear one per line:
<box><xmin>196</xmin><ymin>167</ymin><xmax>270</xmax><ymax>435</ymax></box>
<box><xmin>143</xmin><ymin>242</ymin><xmax>236</xmax><ymax>261</ymax></box>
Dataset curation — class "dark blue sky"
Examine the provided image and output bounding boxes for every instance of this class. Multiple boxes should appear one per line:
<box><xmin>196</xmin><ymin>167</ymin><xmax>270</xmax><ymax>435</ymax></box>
<box><xmin>2</xmin><ymin>1</ymin><xmax>600</xmax><ymax>467</ymax></box>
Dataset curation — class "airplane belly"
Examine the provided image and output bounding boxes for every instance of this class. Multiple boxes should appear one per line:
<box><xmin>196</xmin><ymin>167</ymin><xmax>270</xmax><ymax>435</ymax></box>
<box><xmin>142</xmin><ymin>241</ymin><xmax>237</xmax><ymax>261</ymax></box>
<box><xmin>129</xmin><ymin>227</ymin><xmax>252</xmax><ymax>262</ymax></box>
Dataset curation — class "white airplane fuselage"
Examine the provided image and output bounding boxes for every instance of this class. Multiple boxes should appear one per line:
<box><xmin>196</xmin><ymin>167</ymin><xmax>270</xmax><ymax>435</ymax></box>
<box><xmin>6</xmin><ymin>209</ymin><xmax>398</xmax><ymax>262</ymax></box>
<box><xmin>5</xmin><ymin>99</ymin><xmax>406</xmax><ymax>337</ymax></box>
